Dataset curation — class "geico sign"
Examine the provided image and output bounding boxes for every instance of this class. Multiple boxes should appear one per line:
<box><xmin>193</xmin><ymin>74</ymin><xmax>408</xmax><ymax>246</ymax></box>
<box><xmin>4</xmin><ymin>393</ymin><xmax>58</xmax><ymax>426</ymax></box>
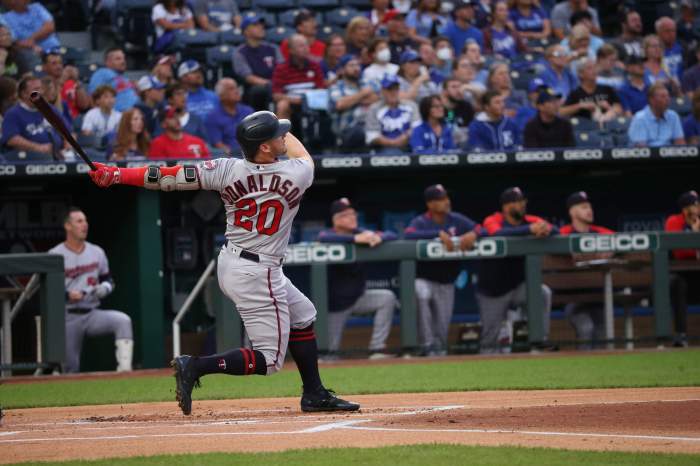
<box><xmin>563</xmin><ymin>149</ymin><xmax>603</xmax><ymax>160</ymax></box>
<box><xmin>418</xmin><ymin>154</ymin><xmax>460</xmax><ymax>165</ymax></box>
<box><xmin>659</xmin><ymin>146</ymin><xmax>698</xmax><ymax>158</ymax></box>
<box><xmin>77</xmin><ymin>163</ymin><xmax>93</xmax><ymax>174</ymax></box>
<box><xmin>369</xmin><ymin>155</ymin><xmax>411</xmax><ymax>167</ymax></box>
<box><xmin>0</xmin><ymin>165</ymin><xmax>17</xmax><ymax>175</ymax></box>
<box><xmin>425</xmin><ymin>239</ymin><xmax>502</xmax><ymax>258</ymax></box>
<box><xmin>321</xmin><ymin>157</ymin><xmax>363</xmax><ymax>168</ymax></box>
<box><xmin>611</xmin><ymin>148</ymin><xmax>650</xmax><ymax>159</ymax></box>
<box><xmin>515</xmin><ymin>151</ymin><xmax>556</xmax><ymax>162</ymax></box>
<box><xmin>467</xmin><ymin>152</ymin><xmax>507</xmax><ymax>164</ymax></box>
<box><xmin>26</xmin><ymin>164</ymin><xmax>67</xmax><ymax>175</ymax></box>
<box><xmin>285</xmin><ymin>245</ymin><xmax>349</xmax><ymax>264</ymax></box>
<box><xmin>578</xmin><ymin>234</ymin><xmax>653</xmax><ymax>252</ymax></box>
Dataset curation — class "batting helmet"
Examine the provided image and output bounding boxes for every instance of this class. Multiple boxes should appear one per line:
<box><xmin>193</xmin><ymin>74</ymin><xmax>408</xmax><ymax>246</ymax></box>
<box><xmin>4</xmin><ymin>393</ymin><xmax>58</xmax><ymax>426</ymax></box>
<box><xmin>236</xmin><ymin>111</ymin><xmax>291</xmax><ymax>160</ymax></box>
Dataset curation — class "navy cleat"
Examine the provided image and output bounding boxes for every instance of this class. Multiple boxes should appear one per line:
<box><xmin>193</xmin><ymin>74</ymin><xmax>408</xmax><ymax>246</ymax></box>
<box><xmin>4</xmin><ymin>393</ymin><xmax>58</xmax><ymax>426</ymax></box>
<box><xmin>171</xmin><ymin>355</ymin><xmax>200</xmax><ymax>415</ymax></box>
<box><xmin>301</xmin><ymin>387</ymin><xmax>360</xmax><ymax>413</ymax></box>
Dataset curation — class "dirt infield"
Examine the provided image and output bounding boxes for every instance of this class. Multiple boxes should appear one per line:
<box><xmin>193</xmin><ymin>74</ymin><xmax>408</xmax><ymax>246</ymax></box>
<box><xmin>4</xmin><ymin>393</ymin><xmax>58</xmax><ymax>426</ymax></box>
<box><xmin>2</xmin><ymin>387</ymin><xmax>700</xmax><ymax>464</ymax></box>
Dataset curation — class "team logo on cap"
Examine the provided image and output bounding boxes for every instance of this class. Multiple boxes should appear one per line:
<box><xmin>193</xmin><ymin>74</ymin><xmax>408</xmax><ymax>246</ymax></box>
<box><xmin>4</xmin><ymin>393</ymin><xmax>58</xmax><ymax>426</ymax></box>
<box><xmin>218</xmin><ymin>358</ymin><xmax>226</xmax><ymax>370</ymax></box>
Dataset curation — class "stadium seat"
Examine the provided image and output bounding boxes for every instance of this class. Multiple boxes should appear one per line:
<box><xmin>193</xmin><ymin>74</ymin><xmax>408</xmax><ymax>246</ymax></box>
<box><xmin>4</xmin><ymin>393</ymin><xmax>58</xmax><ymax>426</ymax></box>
<box><xmin>205</xmin><ymin>45</ymin><xmax>235</xmax><ymax>85</ymax></box>
<box><xmin>343</xmin><ymin>0</ymin><xmax>372</xmax><ymax>9</ymax></box>
<box><xmin>60</xmin><ymin>47</ymin><xmax>90</xmax><ymax>66</ymax></box>
<box><xmin>318</xmin><ymin>25</ymin><xmax>345</xmax><ymax>40</ymax></box>
<box><xmin>527</xmin><ymin>37</ymin><xmax>554</xmax><ymax>52</ymax></box>
<box><xmin>278</xmin><ymin>9</ymin><xmax>322</xmax><ymax>27</ymax></box>
<box><xmin>175</xmin><ymin>29</ymin><xmax>220</xmax><ymax>62</ymax></box>
<box><xmin>240</xmin><ymin>10</ymin><xmax>277</xmax><ymax>28</ymax></box>
<box><xmin>77</xmin><ymin>133</ymin><xmax>99</xmax><ymax>149</ymax></box>
<box><xmin>570</xmin><ymin>117</ymin><xmax>598</xmax><ymax>132</ymax></box>
<box><xmin>575</xmin><ymin>130</ymin><xmax>602</xmax><ymax>148</ymax></box>
<box><xmin>325</xmin><ymin>7</ymin><xmax>360</xmax><ymax>26</ymax></box>
<box><xmin>115</xmin><ymin>0</ymin><xmax>154</xmax><ymax>54</ymax></box>
<box><xmin>254</xmin><ymin>0</ymin><xmax>295</xmax><ymax>11</ymax></box>
<box><xmin>604</xmin><ymin>116</ymin><xmax>631</xmax><ymax>134</ymax></box>
<box><xmin>510</xmin><ymin>69</ymin><xmax>536</xmax><ymax>92</ymax></box>
<box><xmin>1</xmin><ymin>151</ymin><xmax>55</xmax><ymax>162</ymax></box>
<box><xmin>237</xmin><ymin>0</ymin><xmax>252</xmax><ymax>9</ymax></box>
<box><xmin>266</xmin><ymin>26</ymin><xmax>294</xmax><ymax>44</ymax></box>
<box><xmin>298</xmin><ymin>0</ymin><xmax>340</xmax><ymax>10</ymax></box>
<box><xmin>219</xmin><ymin>29</ymin><xmax>245</xmax><ymax>45</ymax></box>
<box><xmin>614</xmin><ymin>133</ymin><xmax>629</xmax><ymax>146</ymax></box>
<box><xmin>599</xmin><ymin>132</ymin><xmax>615</xmax><ymax>148</ymax></box>
<box><xmin>670</xmin><ymin>95</ymin><xmax>691</xmax><ymax>117</ymax></box>
<box><xmin>77</xmin><ymin>63</ymin><xmax>100</xmax><ymax>83</ymax></box>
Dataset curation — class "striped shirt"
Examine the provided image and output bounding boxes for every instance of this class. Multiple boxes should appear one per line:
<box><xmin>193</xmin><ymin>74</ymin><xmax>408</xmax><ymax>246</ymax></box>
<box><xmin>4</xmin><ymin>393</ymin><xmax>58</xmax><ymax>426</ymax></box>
<box><xmin>271</xmin><ymin>59</ymin><xmax>325</xmax><ymax>96</ymax></box>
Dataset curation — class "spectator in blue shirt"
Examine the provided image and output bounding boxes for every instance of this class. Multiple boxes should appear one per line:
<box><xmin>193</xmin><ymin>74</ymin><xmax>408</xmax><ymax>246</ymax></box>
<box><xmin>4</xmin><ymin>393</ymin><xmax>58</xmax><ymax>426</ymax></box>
<box><xmin>317</xmin><ymin>198</ymin><xmax>398</xmax><ymax>360</ymax></box>
<box><xmin>2</xmin><ymin>1</ymin><xmax>60</xmax><ymax>73</ymax></box>
<box><xmin>508</xmin><ymin>0</ymin><xmax>551</xmax><ymax>41</ymax></box>
<box><xmin>404</xmin><ymin>184</ymin><xmax>483</xmax><ymax>356</ymax></box>
<box><xmin>483</xmin><ymin>0</ymin><xmax>524</xmax><ymax>61</ymax></box>
<box><xmin>365</xmin><ymin>75</ymin><xmax>421</xmax><ymax>154</ymax></box>
<box><xmin>88</xmin><ymin>48</ymin><xmax>139</xmax><ymax>112</ymax></box>
<box><xmin>539</xmin><ymin>44</ymin><xmax>578</xmax><ymax>100</ymax></box>
<box><xmin>177</xmin><ymin>60</ymin><xmax>218</xmax><ymax>122</ymax></box>
<box><xmin>642</xmin><ymin>35</ymin><xmax>678</xmax><ymax>94</ymax></box>
<box><xmin>410</xmin><ymin>94</ymin><xmax>455</xmax><ymax>153</ymax></box>
<box><xmin>628</xmin><ymin>82</ymin><xmax>686</xmax><ymax>147</ymax></box>
<box><xmin>405</xmin><ymin>0</ymin><xmax>448</xmax><ymax>40</ymax></box>
<box><xmin>468</xmin><ymin>90</ymin><xmax>520</xmax><ymax>150</ymax></box>
<box><xmin>682</xmin><ymin>91</ymin><xmax>700</xmax><ymax>145</ymax></box>
<box><xmin>486</xmin><ymin>62</ymin><xmax>528</xmax><ymax>118</ymax></box>
<box><xmin>655</xmin><ymin>17</ymin><xmax>684</xmax><ymax>83</ymax></box>
<box><xmin>439</xmin><ymin>0</ymin><xmax>483</xmax><ymax>56</ymax></box>
<box><xmin>618</xmin><ymin>55</ymin><xmax>648</xmax><ymax>116</ymax></box>
<box><xmin>205</xmin><ymin>78</ymin><xmax>253</xmax><ymax>155</ymax></box>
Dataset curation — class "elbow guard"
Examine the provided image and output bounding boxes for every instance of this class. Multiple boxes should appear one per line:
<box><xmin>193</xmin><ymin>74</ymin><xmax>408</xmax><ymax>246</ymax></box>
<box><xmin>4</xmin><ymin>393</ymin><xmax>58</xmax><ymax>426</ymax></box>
<box><xmin>143</xmin><ymin>165</ymin><xmax>199</xmax><ymax>191</ymax></box>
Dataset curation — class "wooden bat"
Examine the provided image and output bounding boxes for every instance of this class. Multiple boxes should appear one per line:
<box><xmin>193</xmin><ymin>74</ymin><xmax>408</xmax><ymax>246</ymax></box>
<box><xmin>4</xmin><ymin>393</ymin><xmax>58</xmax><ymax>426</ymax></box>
<box><xmin>30</xmin><ymin>91</ymin><xmax>97</xmax><ymax>170</ymax></box>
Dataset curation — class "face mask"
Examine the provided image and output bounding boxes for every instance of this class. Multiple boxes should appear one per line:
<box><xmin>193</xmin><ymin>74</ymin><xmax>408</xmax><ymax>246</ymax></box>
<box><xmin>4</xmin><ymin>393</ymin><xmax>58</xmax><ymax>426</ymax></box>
<box><xmin>376</xmin><ymin>48</ymin><xmax>391</xmax><ymax>63</ymax></box>
<box><xmin>436</xmin><ymin>47</ymin><xmax>453</xmax><ymax>61</ymax></box>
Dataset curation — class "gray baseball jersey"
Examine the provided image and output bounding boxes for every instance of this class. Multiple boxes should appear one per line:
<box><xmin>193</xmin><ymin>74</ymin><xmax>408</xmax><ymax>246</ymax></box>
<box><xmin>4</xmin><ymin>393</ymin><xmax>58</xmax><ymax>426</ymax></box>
<box><xmin>197</xmin><ymin>157</ymin><xmax>314</xmax><ymax>257</ymax></box>
<box><xmin>49</xmin><ymin>241</ymin><xmax>110</xmax><ymax>310</ymax></box>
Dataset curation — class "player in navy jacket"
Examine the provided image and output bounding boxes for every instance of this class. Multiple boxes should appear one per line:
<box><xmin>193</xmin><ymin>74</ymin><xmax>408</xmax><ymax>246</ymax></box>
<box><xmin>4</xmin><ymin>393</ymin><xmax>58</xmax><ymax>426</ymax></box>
<box><xmin>404</xmin><ymin>184</ymin><xmax>483</xmax><ymax>356</ymax></box>
<box><xmin>476</xmin><ymin>187</ymin><xmax>557</xmax><ymax>353</ymax></box>
<box><xmin>317</xmin><ymin>198</ymin><xmax>398</xmax><ymax>359</ymax></box>
<box><xmin>467</xmin><ymin>90</ymin><xmax>521</xmax><ymax>151</ymax></box>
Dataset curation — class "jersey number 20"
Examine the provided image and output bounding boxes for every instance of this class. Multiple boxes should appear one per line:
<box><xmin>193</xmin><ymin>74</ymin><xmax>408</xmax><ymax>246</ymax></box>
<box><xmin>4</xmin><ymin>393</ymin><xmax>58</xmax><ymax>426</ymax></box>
<box><xmin>234</xmin><ymin>199</ymin><xmax>284</xmax><ymax>235</ymax></box>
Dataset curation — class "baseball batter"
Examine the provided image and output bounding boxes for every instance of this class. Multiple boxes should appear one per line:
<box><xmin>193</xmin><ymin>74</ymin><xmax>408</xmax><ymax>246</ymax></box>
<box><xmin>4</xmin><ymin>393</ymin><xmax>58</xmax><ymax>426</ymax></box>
<box><xmin>88</xmin><ymin>111</ymin><xmax>359</xmax><ymax>415</ymax></box>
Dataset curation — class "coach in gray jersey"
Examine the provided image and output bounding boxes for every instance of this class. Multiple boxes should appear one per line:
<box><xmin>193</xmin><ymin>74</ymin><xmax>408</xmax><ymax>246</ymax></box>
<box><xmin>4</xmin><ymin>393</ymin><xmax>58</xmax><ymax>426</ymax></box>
<box><xmin>49</xmin><ymin>207</ymin><xmax>133</xmax><ymax>373</ymax></box>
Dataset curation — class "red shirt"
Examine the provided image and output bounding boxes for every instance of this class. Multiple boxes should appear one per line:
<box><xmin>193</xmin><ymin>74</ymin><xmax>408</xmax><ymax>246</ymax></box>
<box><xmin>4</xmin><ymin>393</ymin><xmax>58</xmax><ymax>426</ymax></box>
<box><xmin>149</xmin><ymin>133</ymin><xmax>210</xmax><ymax>159</ymax></box>
<box><xmin>61</xmin><ymin>79</ymin><xmax>80</xmax><ymax>119</ymax></box>
<box><xmin>559</xmin><ymin>225</ymin><xmax>615</xmax><ymax>235</ymax></box>
<box><xmin>271</xmin><ymin>59</ymin><xmax>325</xmax><ymax>96</ymax></box>
<box><xmin>280</xmin><ymin>38</ymin><xmax>326</xmax><ymax>62</ymax></box>
<box><xmin>665</xmin><ymin>213</ymin><xmax>698</xmax><ymax>260</ymax></box>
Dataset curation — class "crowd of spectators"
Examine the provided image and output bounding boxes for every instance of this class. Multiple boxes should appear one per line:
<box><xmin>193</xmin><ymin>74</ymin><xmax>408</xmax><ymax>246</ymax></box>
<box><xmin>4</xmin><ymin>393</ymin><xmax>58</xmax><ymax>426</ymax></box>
<box><xmin>0</xmin><ymin>0</ymin><xmax>699</xmax><ymax>160</ymax></box>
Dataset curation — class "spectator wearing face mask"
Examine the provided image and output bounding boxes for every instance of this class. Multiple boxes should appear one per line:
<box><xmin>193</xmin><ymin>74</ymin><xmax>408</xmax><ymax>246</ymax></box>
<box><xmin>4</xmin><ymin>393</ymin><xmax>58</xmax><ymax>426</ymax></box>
<box><xmin>433</xmin><ymin>36</ymin><xmax>454</xmax><ymax>78</ymax></box>
<box><xmin>362</xmin><ymin>38</ymin><xmax>400</xmax><ymax>92</ymax></box>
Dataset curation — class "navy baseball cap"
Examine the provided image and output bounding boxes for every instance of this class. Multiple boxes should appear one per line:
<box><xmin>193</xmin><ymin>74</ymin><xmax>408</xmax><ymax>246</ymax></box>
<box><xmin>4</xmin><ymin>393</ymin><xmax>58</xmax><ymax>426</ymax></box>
<box><xmin>536</xmin><ymin>86</ymin><xmax>562</xmax><ymax>104</ymax></box>
<box><xmin>567</xmin><ymin>191</ymin><xmax>590</xmax><ymax>209</ymax></box>
<box><xmin>400</xmin><ymin>50</ymin><xmax>421</xmax><ymax>64</ymax></box>
<box><xmin>424</xmin><ymin>184</ymin><xmax>448</xmax><ymax>202</ymax></box>
<box><xmin>381</xmin><ymin>74</ymin><xmax>400</xmax><ymax>89</ymax></box>
<box><xmin>330</xmin><ymin>197</ymin><xmax>354</xmax><ymax>216</ymax></box>
<box><xmin>528</xmin><ymin>77</ymin><xmax>546</xmax><ymax>93</ymax></box>
<box><xmin>137</xmin><ymin>75</ymin><xmax>166</xmax><ymax>92</ymax></box>
<box><xmin>338</xmin><ymin>54</ymin><xmax>359</xmax><ymax>68</ymax></box>
<box><xmin>500</xmin><ymin>187</ymin><xmax>526</xmax><ymax>205</ymax></box>
<box><xmin>241</xmin><ymin>14</ymin><xmax>265</xmax><ymax>31</ymax></box>
<box><xmin>177</xmin><ymin>60</ymin><xmax>201</xmax><ymax>78</ymax></box>
<box><xmin>678</xmin><ymin>190</ymin><xmax>699</xmax><ymax>209</ymax></box>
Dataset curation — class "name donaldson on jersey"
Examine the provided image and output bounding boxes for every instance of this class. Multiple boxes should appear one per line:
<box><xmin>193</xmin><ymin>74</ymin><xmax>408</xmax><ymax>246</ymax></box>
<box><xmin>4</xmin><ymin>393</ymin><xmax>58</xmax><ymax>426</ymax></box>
<box><xmin>220</xmin><ymin>173</ymin><xmax>303</xmax><ymax>209</ymax></box>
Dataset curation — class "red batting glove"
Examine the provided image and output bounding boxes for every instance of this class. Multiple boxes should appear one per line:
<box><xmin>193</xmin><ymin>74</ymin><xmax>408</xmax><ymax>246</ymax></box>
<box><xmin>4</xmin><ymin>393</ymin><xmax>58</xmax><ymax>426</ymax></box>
<box><xmin>89</xmin><ymin>162</ymin><xmax>120</xmax><ymax>188</ymax></box>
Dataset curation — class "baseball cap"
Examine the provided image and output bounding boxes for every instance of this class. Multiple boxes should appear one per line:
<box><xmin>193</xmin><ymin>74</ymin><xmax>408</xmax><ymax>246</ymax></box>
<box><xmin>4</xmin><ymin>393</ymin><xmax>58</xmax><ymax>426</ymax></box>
<box><xmin>400</xmin><ymin>50</ymin><xmax>421</xmax><ymax>64</ymax></box>
<box><xmin>330</xmin><ymin>197</ymin><xmax>354</xmax><ymax>216</ymax></box>
<box><xmin>338</xmin><ymin>54</ymin><xmax>359</xmax><ymax>68</ymax></box>
<box><xmin>424</xmin><ymin>184</ymin><xmax>448</xmax><ymax>202</ymax></box>
<box><xmin>382</xmin><ymin>9</ymin><xmax>406</xmax><ymax>24</ymax></box>
<box><xmin>566</xmin><ymin>191</ymin><xmax>590</xmax><ymax>209</ymax></box>
<box><xmin>678</xmin><ymin>190</ymin><xmax>699</xmax><ymax>209</ymax></box>
<box><xmin>500</xmin><ymin>187</ymin><xmax>526</xmax><ymax>205</ymax></box>
<box><xmin>177</xmin><ymin>59</ymin><xmax>201</xmax><ymax>79</ymax></box>
<box><xmin>294</xmin><ymin>9</ymin><xmax>315</xmax><ymax>27</ymax></box>
<box><xmin>536</xmin><ymin>86</ymin><xmax>562</xmax><ymax>104</ymax></box>
<box><xmin>241</xmin><ymin>14</ymin><xmax>265</xmax><ymax>31</ymax></box>
<box><xmin>137</xmin><ymin>75</ymin><xmax>166</xmax><ymax>92</ymax></box>
<box><xmin>528</xmin><ymin>77</ymin><xmax>546</xmax><ymax>94</ymax></box>
<box><xmin>381</xmin><ymin>74</ymin><xmax>400</xmax><ymax>89</ymax></box>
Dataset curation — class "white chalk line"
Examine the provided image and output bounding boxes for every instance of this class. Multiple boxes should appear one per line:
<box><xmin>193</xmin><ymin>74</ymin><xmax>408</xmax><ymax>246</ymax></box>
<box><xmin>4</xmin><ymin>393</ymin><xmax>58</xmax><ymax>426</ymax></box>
<box><xmin>341</xmin><ymin>425</ymin><xmax>700</xmax><ymax>443</ymax></box>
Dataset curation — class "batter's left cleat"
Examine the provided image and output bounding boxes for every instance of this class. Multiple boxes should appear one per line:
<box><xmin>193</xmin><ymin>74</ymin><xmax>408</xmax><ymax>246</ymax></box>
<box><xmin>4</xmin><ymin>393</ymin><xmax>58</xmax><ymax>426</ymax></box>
<box><xmin>171</xmin><ymin>355</ymin><xmax>201</xmax><ymax>416</ymax></box>
<box><xmin>301</xmin><ymin>387</ymin><xmax>360</xmax><ymax>412</ymax></box>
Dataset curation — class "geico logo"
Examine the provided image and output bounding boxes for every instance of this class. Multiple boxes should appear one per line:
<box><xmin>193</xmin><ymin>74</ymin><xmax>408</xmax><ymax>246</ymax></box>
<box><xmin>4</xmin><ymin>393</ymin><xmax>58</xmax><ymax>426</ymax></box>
<box><xmin>426</xmin><ymin>239</ymin><xmax>499</xmax><ymax>258</ymax></box>
<box><xmin>515</xmin><ymin>151</ymin><xmax>556</xmax><ymax>162</ymax></box>
<box><xmin>467</xmin><ymin>152</ymin><xmax>507</xmax><ymax>164</ymax></box>
<box><xmin>579</xmin><ymin>234</ymin><xmax>650</xmax><ymax>252</ymax></box>
<box><xmin>611</xmin><ymin>148</ymin><xmax>650</xmax><ymax>159</ymax></box>
<box><xmin>369</xmin><ymin>155</ymin><xmax>411</xmax><ymax>167</ymax></box>
<box><xmin>26</xmin><ymin>164</ymin><xmax>67</xmax><ymax>175</ymax></box>
<box><xmin>418</xmin><ymin>154</ymin><xmax>460</xmax><ymax>165</ymax></box>
<box><xmin>286</xmin><ymin>245</ymin><xmax>347</xmax><ymax>263</ymax></box>
<box><xmin>0</xmin><ymin>165</ymin><xmax>17</xmax><ymax>175</ymax></box>
<box><xmin>321</xmin><ymin>157</ymin><xmax>363</xmax><ymax>168</ymax></box>
<box><xmin>563</xmin><ymin>149</ymin><xmax>603</xmax><ymax>160</ymax></box>
<box><xmin>659</xmin><ymin>146</ymin><xmax>699</xmax><ymax>158</ymax></box>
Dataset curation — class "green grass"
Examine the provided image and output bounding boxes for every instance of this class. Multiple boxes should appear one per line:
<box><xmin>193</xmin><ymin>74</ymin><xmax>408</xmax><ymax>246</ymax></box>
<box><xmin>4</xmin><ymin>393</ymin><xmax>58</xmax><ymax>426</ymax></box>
<box><xmin>11</xmin><ymin>445</ymin><xmax>700</xmax><ymax>466</ymax></box>
<box><xmin>2</xmin><ymin>350</ymin><xmax>699</xmax><ymax>409</ymax></box>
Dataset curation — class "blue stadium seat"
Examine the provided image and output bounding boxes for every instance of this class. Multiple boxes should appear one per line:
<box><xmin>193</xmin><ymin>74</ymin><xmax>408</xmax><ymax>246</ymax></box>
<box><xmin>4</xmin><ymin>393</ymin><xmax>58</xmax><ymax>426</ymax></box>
<box><xmin>575</xmin><ymin>130</ymin><xmax>602</xmax><ymax>148</ymax></box>
<box><xmin>219</xmin><ymin>29</ymin><xmax>245</xmax><ymax>45</ymax></box>
<box><xmin>205</xmin><ymin>45</ymin><xmax>235</xmax><ymax>85</ymax></box>
<box><xmin>77</xmin><ymin>133</ymin><xmax>99</xmax><ymax>149</ymax></box>
<box><xmin>266</xmin><ymin>26</ymin><xmax>294</xmax><ymax>44</ymax></box>
<box><xmin>1</xmin><ymin>151</ymin><xmax>54</xmax><ymax>162</ymax></box>
<box><xmin>603</xmin><ymin>116</ymin><xmax>630</xmax><ymax>134</ymax></box>
<box><xmin>278</xmin><ymin>9</ymin><xmax>322</xmax><ymax>27</ymax></box>
<box><xmin>570</xmin><ymin>117</ymin><xmax>598</xmax><ymax>132</ymax></box>
<box><xmin>317</xmin><ymin>25</ymin><xmax>344</xmax><ymax>40</ymax></box>
<box><xmin>60</xmin><ymin>47</ymin><xmax>90</xmax><ymax>66</ymax></box>
<box><xmin>325</xmin><ymin>7</ymin><xmax>360</xmax><ymax>26</ymax></box>
<box><xmin>254</xmin><ymin>0</ymin><xmax>296</xmax><ymax>11</ymax></box>
<box><xmin>175</xmin><ymin>29</ymin><xmax>220</xmax><ymax>62</ymax></box>
<box><xmin>670</xmin><ymin>95</ymin><xmax>691</xmax><ymax>117</ymax></box>
<box><xmin>510</xmin><ymin>69</ymin><xmax>536</xmax><ymax>92</ymax></box>
<box><xmin>614</xmin><ymin>133</ymin><xmax>629</xmax><ymax>146</ymax></box>
<box><xmin>343</xmin><ymin>0</ymin><xmax>372</xmax><ymax>9</ymax></box>
<box><xmin>527</xmin><ymin>37</ymin><xmax>554</xmax><ymax>51</ymax></box>
<box><xmin>298</xmin><ymin>0</ymin><xmax>339</xmax><ymax>10</ymax></box>
<box><xmin>115</xmin><ymin>0</ymin><xmax>154</xmax><ymax>53</ymax></box>
<box><xmin>77</xmin><ymin>63</ymin><xmax>99</xmax><ymax>83</ymax></box>
<box><xmin>240</xmin><ymin>10</ymin><xmax>277</xmax><ymax>28</ymax></box>
<box><xmin>237</xmin><ymin>0</ymin><xmax>252</xmax><ymax>9</ymax></box>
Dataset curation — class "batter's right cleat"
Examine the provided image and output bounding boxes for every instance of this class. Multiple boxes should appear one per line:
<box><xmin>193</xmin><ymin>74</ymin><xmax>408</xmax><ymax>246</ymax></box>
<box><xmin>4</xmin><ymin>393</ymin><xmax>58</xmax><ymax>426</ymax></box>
<box><xmin>301</xmin><ymin>387</ymin><xmax>360</xmax><ymax>413</ymax></box>
<box><xmin>171</xmin><ymin>355</ymin><xmax>200</xmax><ymax>416</ymax></box>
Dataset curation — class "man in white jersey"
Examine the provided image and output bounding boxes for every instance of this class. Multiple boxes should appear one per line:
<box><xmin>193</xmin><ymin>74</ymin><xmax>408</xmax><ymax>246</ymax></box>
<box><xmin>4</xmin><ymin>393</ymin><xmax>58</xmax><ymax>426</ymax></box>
<box><xmin>49</xmin><ymin>207</ymin><xmax>134</xmax><ymax>373</ymax></box>
<box><xmin>87</xmin><ymin>111</ymin><xmax>360</xmax><ymax>415</ymax></box>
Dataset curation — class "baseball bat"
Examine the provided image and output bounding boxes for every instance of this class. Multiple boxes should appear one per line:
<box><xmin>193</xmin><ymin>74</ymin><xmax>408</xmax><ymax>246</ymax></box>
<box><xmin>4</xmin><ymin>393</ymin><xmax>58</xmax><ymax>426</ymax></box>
<box><xmin>30</xmin><ymin>91</ymin><xmax>97</xmax><ymax>170</ymax></box>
